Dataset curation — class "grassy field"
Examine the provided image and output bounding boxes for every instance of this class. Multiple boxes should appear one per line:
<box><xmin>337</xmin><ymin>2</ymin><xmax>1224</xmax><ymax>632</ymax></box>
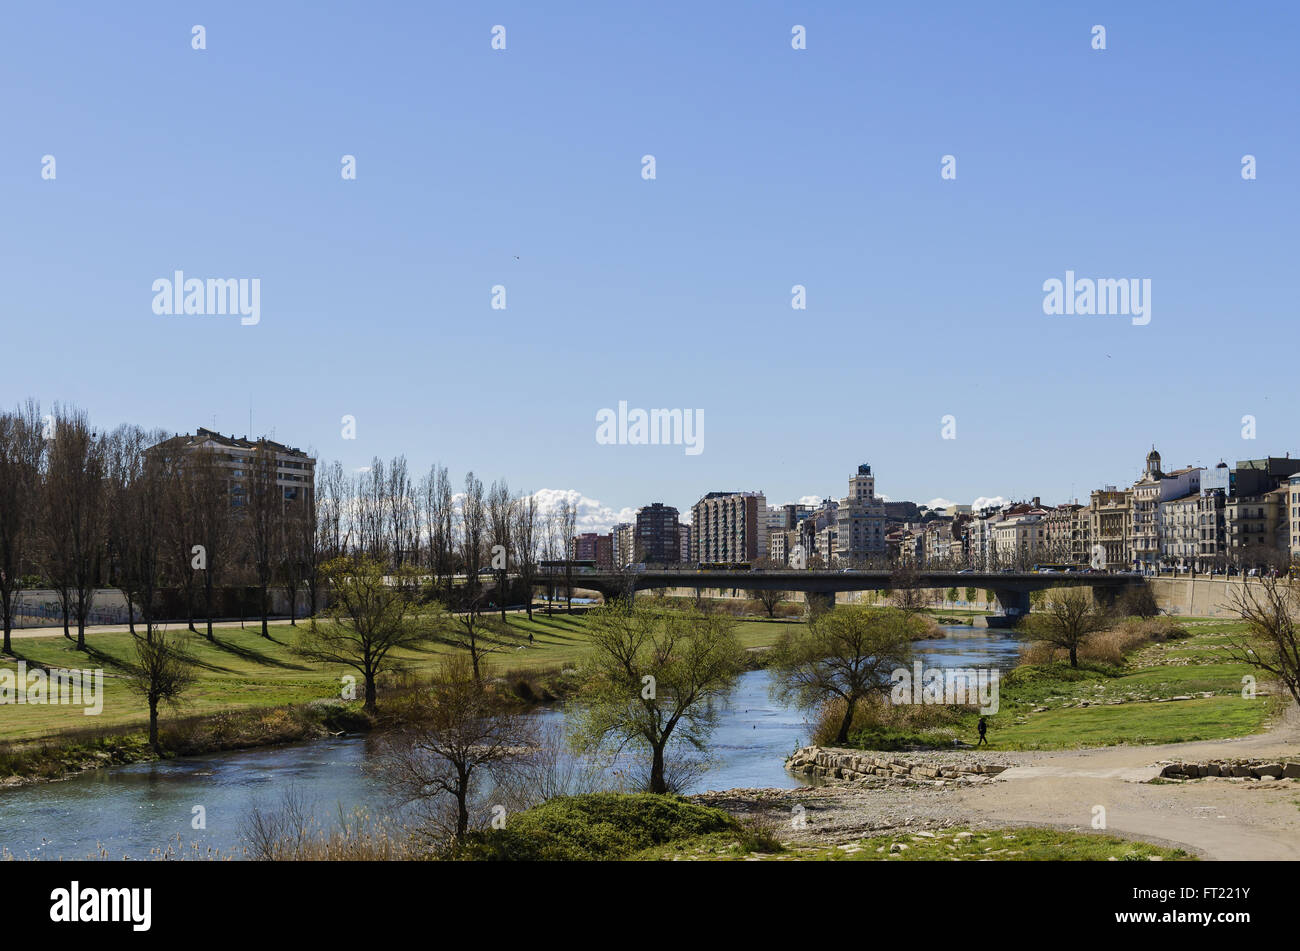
<box><xmin>841</xmin><ymin>618</ymin><xmax>1278</xmax><ymax>751</ymax></box>
<box><xmin>980</xmin><ymin>621</ymin><xmax>1275</xmax><ymax>749</ymax></box>
<box><xmin>0</xmin><ymin>611</ymin><xmax>798</xmax><ymax>742</ymax></box>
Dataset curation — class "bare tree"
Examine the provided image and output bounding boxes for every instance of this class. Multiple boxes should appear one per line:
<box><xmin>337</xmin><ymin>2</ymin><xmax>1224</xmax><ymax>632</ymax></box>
<box><xmin>888</xmin><ymin>565</ymin><xmax>933</xmax><ymax>615</ymax></box>
<box><xmin>380</xmin><ymin>654</ymin><xmax>534</xmax><ymax>847</ymax></box>
<box><xmin>446</xmin><ymin>593</ymin><xmax>503</xmax><ymax>684</ymax></box>
<box><xmin>487</xmin><ymin>480</ymin><xmax>514</xmax><ymax>622</ymax></box>
<box><xmin>41</xmin><ymin>407</ymin><xmax>109</xmax><ymax>650</ymax></box>
<box><xmin>511</xmin><ymin>492</ymin><xmax>540</xmax><ymax>621</ymax></box>
<box><xmin>108</xmin><ymin>426</ymin><xmax>176</xmax><ymax>639</ymax></box>
<box><xmin>123</xmin><ymin>629</ymin><xmax>198</xmax><ymax>753</ymax></box>
<box><xmin>244</xmin><ymin>439</ymin><xmax>283</xmax><ymax>638</ymax></box>
<box><xmin>750</xmin><ymin>586</ymin><xmax>787</xmax><ymax>618</ymax></box>
<box><xmin>178</xmin><ymin>446</ymin><xmax>240</xmax><ymax>640</ymax></box>
<box><xmin>0</xmin><ymin>402</ymin><xmax>44</xmax><ymax>654</ymax></box>
<box><xmin>1226</xmin><ymin>577</ymin><xmax>1300</xmax><ymax>706</ymax></box>
<box><xmin>559</xmin><ymin>497</ymin><xmax>578</xmax><ymax>613</ymax></box>
<box><xmin>1017</xmin><ymin>587</ymin><xmax>1111</xmax><ymax>668</ymax></box>
<box><xmin>460</xmin><ymin>472</ymin><xmax>486</xmax><ymax>602</ymax></box>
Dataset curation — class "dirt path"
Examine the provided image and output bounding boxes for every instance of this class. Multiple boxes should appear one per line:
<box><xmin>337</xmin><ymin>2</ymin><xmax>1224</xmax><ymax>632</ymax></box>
<box><xmin>950</xmin><ymin>703</ymin><xmax>1300</xmax><ymax>860</ymax></box>
<box><xmin>702</xmin><ymin>703</ymin><xmax>1300</xmax><ymax>860</ymax></box>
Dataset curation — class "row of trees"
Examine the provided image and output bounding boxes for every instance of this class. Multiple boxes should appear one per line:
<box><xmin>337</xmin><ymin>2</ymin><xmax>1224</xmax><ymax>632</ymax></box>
<box><xmin>0</xmin><ymin>403</ymin><xmax>319</xmax><ymax>652</ymax></box>
<box><xmin>0</xmin><ymin>401</ymin><xmax>603</xmax><ymax>657</ymax></box>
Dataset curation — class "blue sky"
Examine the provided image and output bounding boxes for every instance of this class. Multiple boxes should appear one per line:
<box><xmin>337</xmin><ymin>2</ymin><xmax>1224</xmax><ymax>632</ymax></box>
<box><xmin>3</xmin><ymin>2</ymin><xmax>1296</xmax><ymax>529</ymax></box>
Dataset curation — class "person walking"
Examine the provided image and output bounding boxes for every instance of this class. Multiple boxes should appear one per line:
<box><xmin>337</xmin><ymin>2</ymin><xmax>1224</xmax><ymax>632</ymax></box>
<box><xmin>976</xmin><ymin>716</ymin><xmax>988</xmax><ymax>747</ymax></box>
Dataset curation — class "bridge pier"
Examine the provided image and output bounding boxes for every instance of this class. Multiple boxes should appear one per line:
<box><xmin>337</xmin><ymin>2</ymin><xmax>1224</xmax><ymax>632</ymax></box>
<box><xmin>990</xmin><ymin>588</ymin><xmax>1030</xmax><ymax>627</ymax></box>
<box><xmin>806</xmin><ymin>591</ymin><xmax>836</xmax><ymax>614</ymax></box>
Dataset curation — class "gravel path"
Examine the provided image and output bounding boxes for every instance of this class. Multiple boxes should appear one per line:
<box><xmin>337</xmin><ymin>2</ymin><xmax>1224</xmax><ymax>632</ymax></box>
<box><xmin>694</xmin><ymin>702</ymin><xmax>1300</xmax><ymax>859</ymax></box>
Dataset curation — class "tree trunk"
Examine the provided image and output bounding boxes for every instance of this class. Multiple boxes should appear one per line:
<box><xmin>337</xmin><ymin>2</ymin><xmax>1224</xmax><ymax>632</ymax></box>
<box><xmin>260</xmin><ymin>584</ymin><xmax>270</xmax><ymax>638</ymax></box>
<box><xmin>149</xmin><ymin>702</ymin><xmax>160</xmax><ymax>753</ymax></box>
<box><xmin>836</xmin><ymin>696</ymin><xmax>857</xmax><ymax>744</ymax></box>
<box><xmin>1069</xmin><ymin>644</ymin><xmax>1078</xmax><ymax>668</ymax></box>
<box><xmin>650</xmin><ymin>743</ymin><xmax>668</xmax><ymax>794</ymax></box>
<box><xmin>364</xmin><ymin>673</ymin><xmax>377</xmax><ymax>714</ymax></box>
<box><xmin>204</xmin><ymin>575</ymin><xmax>215</xmax><ymax>641</ymax></box>
<box><xmin>456</xmin><ymin>788</ymin><xmax>470</xmax><ymax>840</ymax></box>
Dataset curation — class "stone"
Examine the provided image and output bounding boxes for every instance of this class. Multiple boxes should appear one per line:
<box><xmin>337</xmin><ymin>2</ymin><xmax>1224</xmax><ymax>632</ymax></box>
<box><xmin>1251</xmin><ymin>764</ymin><xmax>1283</xmax><ymax>779</ymax></box>
<box><xmin>1283</xmin><ymin>762</ymin><xmax>1300</xmax><ymax>779</ymax></box>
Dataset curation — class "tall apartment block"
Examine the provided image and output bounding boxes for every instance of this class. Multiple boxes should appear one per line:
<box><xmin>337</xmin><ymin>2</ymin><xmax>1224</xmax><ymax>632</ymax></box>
<box><xmin>690</xmin><ymin>491</ymin><xmax>767</xmax><ymax>564</ymax></box>
<box><xmin>634</xmin><ymin>502</ymin><xmax>681</xmax><ymax>564</ymax></box>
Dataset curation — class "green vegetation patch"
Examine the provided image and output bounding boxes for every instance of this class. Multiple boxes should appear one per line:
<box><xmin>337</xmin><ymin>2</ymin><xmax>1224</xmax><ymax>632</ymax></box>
<box><xmin>458</xmin><ymin>793</ymin><xmax>740</xmax><ymax>861</ymax></box>
<box><xmin>640</xmin><ymin>826</ymin><xmax>1195</xmax><ymax>862</ymax></box>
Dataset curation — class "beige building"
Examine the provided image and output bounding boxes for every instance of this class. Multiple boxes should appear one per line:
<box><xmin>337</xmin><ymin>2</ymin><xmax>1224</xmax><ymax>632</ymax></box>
<box><xmin>1089</xmin><ymin>487</ymin><xmax>1130</xmax><ymax>569</ymax></box>
<box><xmin>835</xmin><ymin>463</ymin><xmax>887</xmax><ymax>564</ymax></box>
<box><xmin>691</xmin><ymin>491</ymin><xmax>767</xmax><ymax>564</ymax></box>
<box><xmin>1291</xmin><ymin>474</ymin><xmax>1300</xmax><ymax>563</ymax></box>
<box><xmin>160</xmin><ymin>427</ymin><xmax>315</xmax><ymax>509</ymax></box>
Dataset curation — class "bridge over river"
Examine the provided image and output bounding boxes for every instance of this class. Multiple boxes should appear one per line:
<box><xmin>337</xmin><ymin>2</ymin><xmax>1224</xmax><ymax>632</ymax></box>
<box><xmin>536</xmin><ymin>568</ymin><xmax>1144</xmax><ymax>625</ymax></box>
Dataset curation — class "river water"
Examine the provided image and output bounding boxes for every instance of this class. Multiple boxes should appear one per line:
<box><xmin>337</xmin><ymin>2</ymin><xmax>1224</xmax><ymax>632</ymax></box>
<box><xmin>0</xmin><ymin>625</ymin><xmax>1019</xmax><ymax>859</ymax></box>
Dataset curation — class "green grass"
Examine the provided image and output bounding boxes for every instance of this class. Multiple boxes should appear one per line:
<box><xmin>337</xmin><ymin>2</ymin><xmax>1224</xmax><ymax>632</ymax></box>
<box><xmin>0</xmin><ymin>611</ymin><xmax>799</xmax><ymax>742</ymax></box>
<box><xmin>843</xmin><ymin>622</ymin><xmax>1278</xmax><ymax>752</ymax></box>
<box><xmin>637</xmin><ymin>826</ymin><xmax>1195</xmax><ymax>861</ymax></box>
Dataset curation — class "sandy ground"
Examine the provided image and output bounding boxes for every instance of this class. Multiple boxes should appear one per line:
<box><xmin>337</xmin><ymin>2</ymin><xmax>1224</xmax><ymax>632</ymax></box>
<box><xmin>696</xmin><ymin>703</ymin><xmax>1300</xmax><ymax>860</ymax></box>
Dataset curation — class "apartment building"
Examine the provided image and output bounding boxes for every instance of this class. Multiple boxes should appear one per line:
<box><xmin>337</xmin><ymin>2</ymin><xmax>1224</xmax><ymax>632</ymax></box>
<box><xmin>1287</xmin><ymin>473</ymin><xmax>1300</xmax><ymax>563</ymax></box>
<box><xmin>677</xmin><ymin>523</ymin><xmax>691</xmax><ymax>564</ymax></box>
<box><xmin>690</xmin><ymin>491</ymin><xmax>767</xmax><ymax>564</ymax></box>
<box><xmin>1158</xmin><ymin>494</ymin><xmax>1200</xmax><ymax>567</ymax></box>
<box><xmin>634</xmin><ymin>502</ymin><xmax>681</xmax><ymax>564</ymax></box>
<box><xmin>1088</xmin><ymin>487</ymin><xmax>1130</xmax><ymax>569</ymax></box>
<box><xmin>1042</xmin><ymin>504</ymin><xmax>1084</xmax><ymax>563</ymax></box>
<box><xmin>611</xmin><ymin>523</ymin><xmax>634</xmax><ymax>567</ymax></box>
<box><xmin>570</xmin><ymin>532</ymin><xmax>613</xmax><ymax>568</ymax></box>
<box><xmin>159</xmin><ymin>427</ymin><xmax>315</xmax><ymax>509</ymax></box>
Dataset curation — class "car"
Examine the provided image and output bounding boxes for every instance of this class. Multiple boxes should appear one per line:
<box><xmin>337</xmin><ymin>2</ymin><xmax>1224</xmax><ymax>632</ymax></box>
<box><xmin>957</xmin><ymin>568</ymin><xmax>973</xmax><ymax>574</ymax></box>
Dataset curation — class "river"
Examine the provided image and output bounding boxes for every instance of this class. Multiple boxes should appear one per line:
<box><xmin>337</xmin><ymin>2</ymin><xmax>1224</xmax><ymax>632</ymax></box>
<box><xmin>0</xmin><ymin>625</ymin><xmax>1019</xmax><ymax>859</ymax></box>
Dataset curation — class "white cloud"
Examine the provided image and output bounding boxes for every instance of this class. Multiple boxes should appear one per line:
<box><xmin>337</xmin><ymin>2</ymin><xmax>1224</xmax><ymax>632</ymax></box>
<box><xmin>971</xmin><ymin>495</ymin><xmax>1008</xmax><ymax>510</ymax></box>
<box><xmin>796</xmin><ymin>495</ymin><xmax>822</xmax><ymax>507</ymax></box>
<box><xmin>925</xmin><ymin>497</ymin><xmax>954</xmax><ymax>511</ymax></box>
<box><xmin>526</xmin><ymin>488</ymin><xmax>637</xmax><ymax>534</ymax></box>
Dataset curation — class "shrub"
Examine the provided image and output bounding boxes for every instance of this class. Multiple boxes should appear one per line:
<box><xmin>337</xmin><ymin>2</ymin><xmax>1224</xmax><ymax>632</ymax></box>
<box><xmin>456</xmin><ymin>793</ymin><xmax>738</xmax><ymax>861</ymax></box>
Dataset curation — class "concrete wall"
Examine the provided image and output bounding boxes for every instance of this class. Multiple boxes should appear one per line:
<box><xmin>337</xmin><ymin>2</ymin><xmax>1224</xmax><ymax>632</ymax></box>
<box><xmin>1149</xmin><ymin>577</ymin><xmax>1294</xmax><ymax>618</ymax></box>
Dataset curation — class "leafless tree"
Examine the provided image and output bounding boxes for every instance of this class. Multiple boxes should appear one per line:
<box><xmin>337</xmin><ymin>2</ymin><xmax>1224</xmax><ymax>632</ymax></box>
<box><xmin>559</xmin><ymin>497</ymin><xmax>578</xmax><ymax>613</ymax></box>
<box><xmin>460</xmin><ymin>472</ymin><xmax>486</xmax><ymax>601</ymax></box>
<box><xmin>888</xmin><ymin>565</ymin><xmax>934</xmax><ymax>615</ymax></box>
<box><xmin>1017</xmin><ymin>586</ymin><xmax>1111</xmax><ymax>668</ymax></box>
<box><xmin>244</xmin><ymin>439</ymin><xmax>283</xmax><ymax>638</ymax></box>
<box><xmin>123</xmin><ymin>629</ymin><xmax>198</xmax><ymax>752</ymax></box>
<box><xmin>107</xmin><ymin>425</ymin><xmax>176</xmax><ymax>639</ymax></box>
<box><xmin>41</xmin><ymin>407</ymin><xmax>109</xmax><ymax>650</ymax></box>
<box><xmin>379</xmin><ymin>654</ymin><xmax>535</xmax><ymax>848</ymax></box>
<box><xmin>0</xmin><ymin>402</ymin><xmax>44</xmax><ymax>654</ymax></box>
<box><xmin>1226</xmin><ymin>577</ymin><xmax>1300</xmax><ymax>706</ymax></box>
<box><xmin>487</xmin><ymin>479</ymin><xmax>514</xmax><ymax>622</ymax></box>
<box><xmin>511</xmin><ymin>492</ymin><xmax>540</xmax><ymax>621</ymax></box>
